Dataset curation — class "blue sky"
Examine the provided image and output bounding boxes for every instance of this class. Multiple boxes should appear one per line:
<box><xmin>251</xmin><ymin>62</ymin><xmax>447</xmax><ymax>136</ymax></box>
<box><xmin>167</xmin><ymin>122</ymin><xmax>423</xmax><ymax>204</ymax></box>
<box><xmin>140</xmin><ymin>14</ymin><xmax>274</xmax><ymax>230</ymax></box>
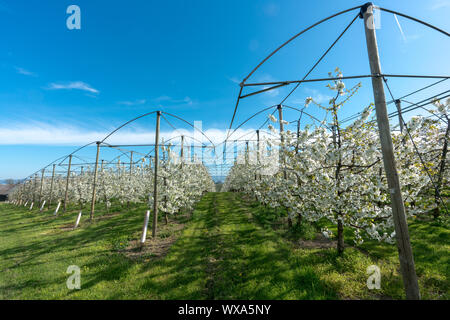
<box><xmin>0</xmin><ymin>0</ymin><xmax>449</xmax><ymax>179</ymax></box>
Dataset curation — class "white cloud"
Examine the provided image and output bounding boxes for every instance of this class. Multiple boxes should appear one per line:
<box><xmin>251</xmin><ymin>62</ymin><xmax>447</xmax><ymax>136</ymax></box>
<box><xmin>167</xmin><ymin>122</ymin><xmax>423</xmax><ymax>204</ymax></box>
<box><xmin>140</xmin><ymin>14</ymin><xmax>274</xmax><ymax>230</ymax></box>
<box><xmin>154</xmin><ymin>95</ymin><xmax>171</xmax><ymax>102</ymax></box>
<box><xmin>15</xmin><ymin>67</ymin><xmax>37</xmax><ymax>77</ymax></box>
<box><xmin>47</xmin><ymin>81</ymin><xmax>99</xmax><ymax>94</ymax></box>
<box><xmin>291</xmin><ymin>88</ymin><xmax>332</xmax><ymax>105</ymax></box>
<box><xmin>117</xmin><ymin>99</ymin><xmax>146</xmax><ymax>106</ymax></box>
<box><xmin>153</xmin><ymin>95</ymin><xmax>193</xmax><ymax>106</ymax></box>
<box><xmin>256</xmin><ymin>74</ymin><xmax>280</xmax><ymax>97</ymax></box>
<box><xmin>0</xmin><ymin>122</ymin><xmax>270</xmax><ymax>147</ymax></box>
<box><xmin>430</xmin><ymin>0</ymin><xmax>450</xmax><ymax>10</ymax></box>
<box><xmin>392</xmin><ymin>14</ymin><xmax>421</xmax><ymax>43</ymax></box>
<box><xmin>227</xmin><ymin>76</ymin><xmax>241</xmax><ymax>84</ymax></box>
<box><xmin>393</xmin><ymin>14</ymin><xmax>407</xmax><ymax>43</ymax></box>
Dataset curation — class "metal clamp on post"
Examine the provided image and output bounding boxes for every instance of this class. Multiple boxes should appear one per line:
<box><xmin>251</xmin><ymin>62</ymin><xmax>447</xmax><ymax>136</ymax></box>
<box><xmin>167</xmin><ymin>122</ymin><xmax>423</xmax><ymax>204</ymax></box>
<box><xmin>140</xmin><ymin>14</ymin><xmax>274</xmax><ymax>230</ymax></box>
<box><xmin>359</xmin><ymin>2</ymin><xmax>373</xmax><ymax>19</ymax></box>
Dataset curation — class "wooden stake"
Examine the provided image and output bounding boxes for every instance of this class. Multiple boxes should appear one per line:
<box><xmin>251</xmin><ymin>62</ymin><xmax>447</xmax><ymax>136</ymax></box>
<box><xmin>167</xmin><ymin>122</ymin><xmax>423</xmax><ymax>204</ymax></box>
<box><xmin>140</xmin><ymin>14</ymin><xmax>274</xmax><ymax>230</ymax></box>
<box><xmin>152</xmin><ymin>111</ymin><xmax>161</xmax><ymax>237</ymax></box>
<box><xmin>90</xmin><ymin>142</ymin><xmax>101</xmax><ymax>220</ymax></box>
<box><xmin>63</xmin><ymin>155</ymin><xmax>72</xmax><ymax>212</ymax></box>
<box><xmin>362</xmin><ymin>3</ymin><xmax>420</xmax><ymax>300</ymax></box>
<box><xmin>140</xmin><ymin>210</ymin><xmax>150</xmax><ymax>245</ymax></box>
<box><xmin>74</xmin><ymin>211</ymin><xmax>82</xmax><ymax>229</ymax></box>
<box><xmin>40</xmin><ymin>200</ymin><xmax>46</xmax><ymax>212</ymax></box>
<box><xmin>54</xmin><ymin>201</ymin><xmax>61</xmax><ymax>216</ymax></box>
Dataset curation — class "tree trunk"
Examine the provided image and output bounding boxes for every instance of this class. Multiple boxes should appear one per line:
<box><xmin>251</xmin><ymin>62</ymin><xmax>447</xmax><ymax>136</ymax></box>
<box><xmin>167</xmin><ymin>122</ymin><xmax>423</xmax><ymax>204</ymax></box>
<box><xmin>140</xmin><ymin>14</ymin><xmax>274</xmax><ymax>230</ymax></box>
<box><xmin>297</xmin><ymin>212</ymin><xmax>302</xmax><ymax>227</ymax></box>
<box><xmin>337</xmin><ymin>219</ymin><xmax>344</xmax><ymax>255</ymax></box>
<box><xmin>287</xmin><ymin>208</ymin><xmax>293</xmax><ymax>228</ymax></box>
<box><xmin>433</xmin><ymin>121</ymin><xmax>449</xmax><ymax>219</ymax></box>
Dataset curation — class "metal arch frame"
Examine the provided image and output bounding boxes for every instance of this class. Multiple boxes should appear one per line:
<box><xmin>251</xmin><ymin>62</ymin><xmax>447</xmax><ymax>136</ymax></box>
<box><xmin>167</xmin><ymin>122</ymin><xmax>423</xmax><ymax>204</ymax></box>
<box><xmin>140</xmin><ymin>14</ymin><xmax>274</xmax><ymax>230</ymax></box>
<box><xmin>282</xmin><ymin>105</ymin><xmax>332</xmax><ymax>131</ymax></box>
<box><xmin>16</xmin><ymin>109</ymin><xmax>217</xmax><ymax>186</ymax></box>
<box><xmin>241</xmin><ymin>5</ymin><xmax>449</xmax><ymax>85</ymax></box>
<box><xmin>224</xmin><ymin>103</ymin><xmax>332</xmax><ymax>143</ymax></box>
<box><xmin>227</xmin><ymin>3</ymin><xmax>449</xmax><ymax>140</ymax></box>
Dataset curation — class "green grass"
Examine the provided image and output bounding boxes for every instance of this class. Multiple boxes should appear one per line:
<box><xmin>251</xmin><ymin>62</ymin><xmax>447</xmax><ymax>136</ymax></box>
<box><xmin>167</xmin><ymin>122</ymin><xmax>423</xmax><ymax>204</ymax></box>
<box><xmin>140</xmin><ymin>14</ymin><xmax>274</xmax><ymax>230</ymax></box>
<box><xmin>246</xmin><ymin>196</ymin><xmax>449</xmax><ymax>299</ymax></box>
<box><xmin>0</xmin><ymin>192</ymin><xmax>448</xmax><ymax>299</ymax></box>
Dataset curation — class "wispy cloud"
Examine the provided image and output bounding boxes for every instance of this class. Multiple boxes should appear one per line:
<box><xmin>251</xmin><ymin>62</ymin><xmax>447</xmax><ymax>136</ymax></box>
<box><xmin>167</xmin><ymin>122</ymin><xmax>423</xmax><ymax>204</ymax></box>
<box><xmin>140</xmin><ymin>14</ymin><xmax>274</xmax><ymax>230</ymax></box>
<box><xmin>153</xmin><ymin>95</ymin><xmax>193</xmax><ymax>105</ymax></box>
<box><xmin>47</xmin><ymin>81</ymin><xmax>99</xmax><ymax>94</ymax></box>
<box><xmin>117</xmin><ymin>99</ymin><xmax>146</xmax><ymax>106</ymax></box>
<box><xmin>291</xmin><ymin>88</ymin><xmax>332</xmax><ymax>105</ymax></box>
<box><xmin>392</xmin><ymin>14</ymin><xmax>421</xmax><ymax>43</ymax></box>
<box><xmin>257</xmin><ymin>74</ymin><xmax>280</xmax><ymax>97</ymax></box>
<box><xmin>15</xmin><ymin>67</ymin><xmax>37</xmax><ymax>77</ymax></box>
<box><xmin>227</xmin><ymin>76</ymin><xmax>241</xmax><ymax>84</ymax></box>
<box><xmin>0</xmin><ymin>122</ymin><xmax>267</xmax><ymax>146</ymax></box>
<box><xmin>430</xmin><ymin>0</ymin><xmax>450</xmax><ymax>10</ymax></box>
<box><xmin>393</xmin><ymin>14</ymin><xmax>407</xmax><ymax>43</ymax></box>
<box><xmin>262</xmin><ymin>3</ymin><xmax>279</xmax><ymax>17</ymax></box>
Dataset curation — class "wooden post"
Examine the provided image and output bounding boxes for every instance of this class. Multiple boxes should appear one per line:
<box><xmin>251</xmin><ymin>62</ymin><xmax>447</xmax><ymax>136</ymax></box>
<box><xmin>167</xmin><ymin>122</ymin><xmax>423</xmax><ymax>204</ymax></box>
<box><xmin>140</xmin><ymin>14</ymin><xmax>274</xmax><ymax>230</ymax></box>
<box><xmin>362</xmin><ymin>3</ymin><xmax>420</xmax><ymax>300</ymax></box>
<box><xmin>129</xmin><ymin>152</ymin><xmax>134</xmax><ymax>173</ymax></box>
<box><xmin>101</xmin><ymin>159</ymin><xmax>105</xmax><ymax>172</ymax></box>
<box><xmin>278</xmin><ymin>105</ymin><xmax>287</xmax><ymax>179</ymax></box>
<box><xmin>245</xmin><ymin>141</ymin><xmax>249</xmax><ymax>165</ymax></box>
<box><xmin>201</xmin><ymin>145</ymin><xmax>204</xmax><ymax>164</ymax></box>
<box><xmin>63</xmin><ymin>155</ymin><xmax>72</xmax><ymax>212</ymax></box>
<box><xmin>395</xmin><ymin>99</ymin><xmax>404</xmax><ymax>133</ymax></box>
<box><xmin>256</xmin><ymin>130</ymin><xmax>261</xmax><ymax>180</ymax></box>
<box><xmin>90</xmin><ymin>142</ymin><xmax>101</xmax><ymax>220</ymax></box>
<box><xmin>295</xmin><ymin>116</ymin><xmax>301</xmax><ymax>155</ymax></box>
<box><xmin>33</xmin><ymin>174</ymin><xmax>38</xmax><ymax>205</ymax></box>
<box><xmin>152</xmin><ymin>111</ymin><xmax>161</xmax><ymax>237</ymax></box>
<box><xmin>234</xmin><ymin>140</ymin><xmax>237</xmax><ymax>164</ymax></box>
<box><xmin>163</xmin><ymin>177</ymin><xmax>168</xmax><ymax>224</ymax></box>
<box><xmin>180</xmin><ymin>135</ymin><xmax>184</xmax><ymax>163</ymax></box>
<box><xmin>39</xmin><ymin>169</ymin><xmax>45</xmax><ymax>207</ymax></box>
<box><xmin>128</xmin><ymin>151</ymin><xmax>133</xmax><ymax>209</ymax></box>
<box><xmin>48</xmin><ymin>164</ymin><xmax>56</xmax><ymax>209</ymax></box>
